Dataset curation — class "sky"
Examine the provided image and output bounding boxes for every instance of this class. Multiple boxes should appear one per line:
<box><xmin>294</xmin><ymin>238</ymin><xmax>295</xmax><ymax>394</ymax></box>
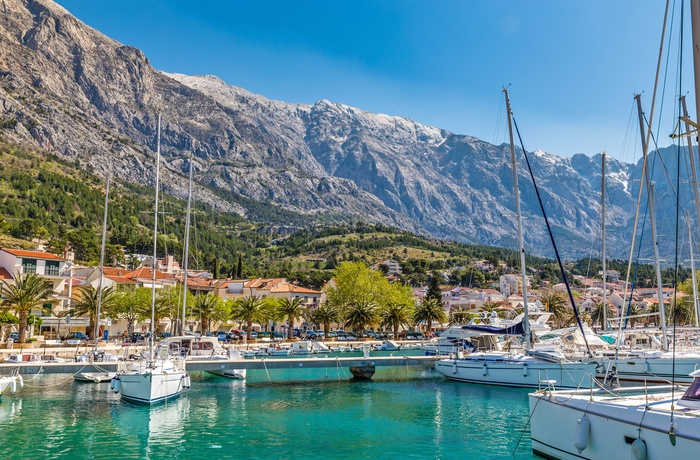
<box><xmin>53</xmin><ymin>0</ymin><xmax>694</xmax><ymax>162</ymax></box>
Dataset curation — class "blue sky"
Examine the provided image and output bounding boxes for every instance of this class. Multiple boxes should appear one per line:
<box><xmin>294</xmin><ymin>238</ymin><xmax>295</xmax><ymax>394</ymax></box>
<box><xmin>54</xmin><ymin>1</ymin><xmax>691</xmax><ymax>161</ymax></box>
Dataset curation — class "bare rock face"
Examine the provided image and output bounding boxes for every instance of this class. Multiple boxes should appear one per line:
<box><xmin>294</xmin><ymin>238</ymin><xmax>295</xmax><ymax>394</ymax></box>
<box><xmin>0</xmin><ymin>0</ymin><xmax>662</xmax><ymax>259</ymax></box>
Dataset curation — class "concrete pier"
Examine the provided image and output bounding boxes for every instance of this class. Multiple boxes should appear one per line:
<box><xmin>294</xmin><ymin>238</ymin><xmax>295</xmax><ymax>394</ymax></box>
<box><xmin>0</xmin><ymin>355</ymin><xmax>439</xmax><ymax>375</ymax></box>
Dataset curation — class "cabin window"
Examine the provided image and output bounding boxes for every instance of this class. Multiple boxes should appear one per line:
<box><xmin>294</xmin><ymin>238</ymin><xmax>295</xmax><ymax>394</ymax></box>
<box><xmin>22</xmin><ymin>258</ymin><xmax>37</xmax><ymax>274</ymax></box>
<box><xmin>682</xmin><ymin>378</ymin><xmax>700</xmax><ymax>401</ymax></box>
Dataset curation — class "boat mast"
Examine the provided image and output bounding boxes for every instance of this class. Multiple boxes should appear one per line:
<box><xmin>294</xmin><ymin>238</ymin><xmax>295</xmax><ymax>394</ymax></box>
<box><xmin>94</xmin><ymin>178</ymin><xmax>109</xmax><ymax>345</ymax></box>
<box><xmin>601</xmin><ymin>153</ymin><xmax>607</xmax><ymax>330</ymax></box>
<box><xmin>634</xmin><ymin>94</ymin><xmax>668</xmax><ymax>350</ymax></box>
<box><xmin>181</xmin><ymin>155</ymin><xmax>193</xmax><ymax>335</ymax></box>
<box><xmin>692</xmin><ymin>0</ymin><xmax>700</xmax><ymax>125</ymax></box>
<box><xmin>681</xmin><ymin>97</ymin><xmax>700</xmax><ymax>227</ymax></box>
<box><xmin>687</xmin><ymin>212</ymin><xmax>700</xmax><ymax>328</ymax></box>
<box><xmin>150</xmin><ymin>115</ymin><xmax>162</xmax><ymax>360</ymax></box>
<box><xmin>503</xmin><ymin>88</ymin><xmax>530</xmax><ymax>350</ymax></box>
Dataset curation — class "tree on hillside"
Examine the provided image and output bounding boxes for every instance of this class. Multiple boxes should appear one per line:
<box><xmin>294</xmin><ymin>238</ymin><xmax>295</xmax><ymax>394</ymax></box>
<box><xmin>0</xmin><ymin>272</ymin><xmax>55</xmax><ymax>343</ymax></box>
<box><xmin>426</xmin><ymin>271</ymin><xmax>442</xmax><ymax>303</ymax></box>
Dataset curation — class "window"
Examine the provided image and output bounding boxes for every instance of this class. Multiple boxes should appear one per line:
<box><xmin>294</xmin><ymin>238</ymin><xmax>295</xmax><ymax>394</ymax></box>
<box><xmin>45</xmin><ymin>261</ymin><xmax>60</xmax><ymax>276</ymax></box>
<box><xmin>22</xmin><ymin>258</ymin><xmax>37</xmax><ymax>274</ymax></box>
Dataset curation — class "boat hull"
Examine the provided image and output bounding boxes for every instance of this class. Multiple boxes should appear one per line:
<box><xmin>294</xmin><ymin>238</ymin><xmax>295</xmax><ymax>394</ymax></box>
<box><xmin>528</xmin><ymin>389</ymin><xmax>700</xmax><ymax>459</ymax></box>
<box><xmin>113</xmin><ymin>359</ymin><xmax>189</xmax><ymax>404</ymax></box>
<box><xmin>435</xmin><ymin>355</ymin><xmax>596</xmax><ymax>389</ymax></box>
<box><xmin>599</xmin><ymin>355</ymin><xmax>700</xmax><ymax>383</ymax></box>
<box><xmin>74</xmin><ymin>372</ymin><xmax>116</xmax><ymax>383</ymax></box>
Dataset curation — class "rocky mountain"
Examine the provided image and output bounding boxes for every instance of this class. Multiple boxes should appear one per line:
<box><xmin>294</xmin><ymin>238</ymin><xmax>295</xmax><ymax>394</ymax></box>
<box><xmin>0</xmin><ymin>0</ymin><xmax>686</xmax><ymax>260</ymax></box>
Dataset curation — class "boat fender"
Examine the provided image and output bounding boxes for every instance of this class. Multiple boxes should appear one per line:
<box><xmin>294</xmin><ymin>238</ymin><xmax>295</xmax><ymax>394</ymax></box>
<box><xmin>183</xmin><ymin>374</ymin><xmax>191</xmax><ymax>388</ymax></box>
<box><xmin>109</xmin><ymin>378</ymin><xmax>116</xmax><ymax>390</ymax></box>
<box><xmin>110</xmin><ymin>377</ymin><xmax>121</xmax><ymax>393</ymax></box>
<box><xmin>482</xmin><ymin>364</ymin><xmax>488</xmax><ymax>376</ymax></box>
<box><xmin>10</xmin><ymin>380</ymin><xmax>16</xmax><ymax>394</ymax></box>
<box><xmin>17</xmin><ymin>374</ymin><xmax>23</xmax><ymax>389</ymax></box>
<box><xmin>93</xmin><ymin>377</ymin><xmax>101</xmax><ymax>384</ymax></box>
<box><xmin>574</xmin><ymin>415</ymin><xmax>590</xmax><ymax>453</ymax></box>
<box><xmin>522</xmin><ymin>363</ymin><xmax>528</xmax><ymax>377</ymax></box>
<box><xmin>631</xmin><ymin>438</ymin><xmax>647</xmax><ymax>460</ymax></box>
<box><xmin>453</xmin><ymin>361</ymin><xmax>457</xmax><ymax>374</ymax></box>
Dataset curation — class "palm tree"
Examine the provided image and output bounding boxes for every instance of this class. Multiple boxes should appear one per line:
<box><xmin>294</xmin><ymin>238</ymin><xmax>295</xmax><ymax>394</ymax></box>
<box><xmin>540</xmin><ymin>291</ymin><xmax>570</xmax><ymax>328</ymax></box>
<box><xmin>448</xmin><ymin>306</ymin><xmax>473</xmax><ymax>326</ymax></box>
<box><xmin>275</xmin><ymin>297</ymin><xmax>309</xmax><ymax>340</ymax></box>
<box><xmin>155</xmin><ymin>285</ymin><xmax>184</xmax><ymax>333</ymax></box>
<box><xmin>0</xmin><ymin>272</ymin><xmax>55</xmax><ymax>343</ymax></box>
<box><xmin>67</xmin><ymin>285</ymin><xmax>117</xmax><ymax>340</ymax></box>
<box><xmin>191</xmin><ymin>293</ymin><xmax>226</xmax><ymax>335</ymax></box>
<box><xmin>669</xmin><ymin>298</ymin><xmax>694</xmax><ymax>326</ymax></box>
<box><xmin>310</xmin><ymin>303</ymin><xmax>342</xmax><ymax>339</ymax></box>
<box><xmin>414</xmin><ymin>297</ymin><xmax>448</xmax><ymax>334</ymax></box>
<box><xmin>230</xmin><ymin>295</ymin><xmax>268</xmax><ymax>340</ymax></box>
<box><xmin>590</xmin><ymin>301</ymin><xmax>615</xmax><ymax>329</ymax></box>
<box><xmin>381</xmin><ymin>301</ymin><xmax>415</xmax><ymax>338</ymax></box>
<box><xmin>344</xmin><ymin>299</ymin><xmax>380</xmax><ymax>338</ymax></box>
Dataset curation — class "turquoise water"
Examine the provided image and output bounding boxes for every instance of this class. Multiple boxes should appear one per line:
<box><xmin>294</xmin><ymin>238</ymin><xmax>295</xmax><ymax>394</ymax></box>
<box><xmin>0</xmin><ymin>371</ymin><xmax>535</xmax><ymax>459</ymax></box>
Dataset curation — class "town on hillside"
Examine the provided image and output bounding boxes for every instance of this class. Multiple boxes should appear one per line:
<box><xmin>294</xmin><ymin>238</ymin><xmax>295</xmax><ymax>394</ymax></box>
<box><xmin>0</xmin><ymin>248</ymin><xmax>679</xmax><ymax>346</ymax></box>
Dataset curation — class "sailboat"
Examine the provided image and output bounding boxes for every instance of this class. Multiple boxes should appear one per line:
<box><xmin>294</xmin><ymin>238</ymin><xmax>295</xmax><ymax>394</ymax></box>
<box><xmin>110</xmin><ymin>115</ymin><xmax>190</xmax><ymax>404</ymax></box>
<box><xmin>529</xmin><ymin>2</ymin><xmax>700</xmax><ymax>457</ymax></box>
<box><xmin>74</xmin><ymin>178</ymin><xmax>117</xmax><ymax>383</ymax></box>
<box><xmin>434</xmin><ymin>89</ymin><xmax>597</xmax><ymax>389</ymax></box>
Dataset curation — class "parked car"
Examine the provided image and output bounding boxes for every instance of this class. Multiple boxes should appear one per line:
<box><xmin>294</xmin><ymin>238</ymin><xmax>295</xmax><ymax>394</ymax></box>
<box><xmin>8</xmin><ymin>332</ymin><xmax>19</xmax><ymax>341</ymax></box>
<box><xmin>217</xmin><ymin>331</ymin><xmax>229</xmax><ymax>342</ymax></box>
<box><xmin>65</xmin><ymin>331</ymin><xmax>89</xmax><ymax>344</ymax></box>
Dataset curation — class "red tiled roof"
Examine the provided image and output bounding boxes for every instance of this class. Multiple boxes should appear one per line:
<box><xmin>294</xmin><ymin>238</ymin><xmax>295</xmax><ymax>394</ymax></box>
<box><xmin>270</xmin><ymin>283</ymin><xmax>322</xmax><ymax>295</ymax></box>
<box><xmin>105</xmin><ymin>275</ymin><xmax>136</xmax><ymax>284</ymax></box>
<box><xmin>124</xmin><ymin>267</ymin><xmax>174</xmax><ymax>281</ymax></box>
<box><xmin>1</xmin><ymin>248</ymin><xmax>65</xmax><ymax>261</ymax></box>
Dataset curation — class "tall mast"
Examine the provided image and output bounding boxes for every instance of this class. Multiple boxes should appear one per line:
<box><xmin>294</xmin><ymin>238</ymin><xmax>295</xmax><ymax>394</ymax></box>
<box><xmin>688</xmin><ymin>212</ymin><xmax>700</xmax><ymax>328</ymax></box>
<box><xmin>635</xmin><ymin>94</ymin><xmax>668</xmax><ymax>350</ymax></box>
<box><xmin>680</xmin><ymin>96</ymin><xmax>700</xmax><ymax>227</ymax></box>
<box><xmin>181</xmin><ymin>155</ymin><xmax>193</xmax><ymax>335</ymax></box>
<box><xmin>601</xmin><ymin>153</ymin><xmax>607</xmax><ymax>330</ymax></box>
<box><xmin>692</xmin><ymin>0</ymin><xmax>700</xmax><ymax>125</ymax></box>
<box><xmin>94</xmin><ymin>178</ymin><xmax>109</xmax><ymax>344</ymax></box>
<box><xmin>503</xmin><ymin>88</ymin><xmax>530</xmax><ymax>350</ymax></box>
<box><xmin>150</xmin><ymin>115</ymin><xmax>162</xmax><ymax>359</ymax></box>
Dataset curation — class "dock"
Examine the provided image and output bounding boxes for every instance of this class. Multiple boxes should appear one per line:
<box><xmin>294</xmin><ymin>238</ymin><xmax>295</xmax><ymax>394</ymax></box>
<box><xmin>0</xmin><ymin>355</ymin><xmax>440</xmax><ymax>378</ymax></box>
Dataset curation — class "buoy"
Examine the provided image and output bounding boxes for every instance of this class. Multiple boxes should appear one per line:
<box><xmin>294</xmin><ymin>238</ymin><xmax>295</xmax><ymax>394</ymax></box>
<box><xmin>574</xmin><ymin>415</ymin><xmax>590</xmax><ymax>453</ymax></box>
<box><xmin>522</xmin><ymin>363</ymin><xmax>528</xmax><ymax>377</ymax></box>
<box><xmin>631</xmin><ymin>438</ymin><xmax>647</xmax><ymax>460</ymax></box>
<box><xmin>482</xmin><ymin>364</ymin><xmax>488</xmax><ymax>376</ymax></box>
<box><xmin>93</xmin><ymin>377</ymin><xmax>101</xmax><ymax>384</ymax></box>
<box><xmin>17</xmin><ymin>374</ymin><xmax>23</xmax><ymax>389</ymax></box>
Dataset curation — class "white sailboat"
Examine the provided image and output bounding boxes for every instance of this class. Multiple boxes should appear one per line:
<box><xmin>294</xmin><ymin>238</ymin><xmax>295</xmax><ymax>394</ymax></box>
<box><xmin>434</xmin><ymin>89</ymin><xmax>597</xmax><ymax>389</ymax></box>
<box><xmin>110</xmin><ymin>115</ymin><xmax>190</xmax><ymax>404</ymax></box>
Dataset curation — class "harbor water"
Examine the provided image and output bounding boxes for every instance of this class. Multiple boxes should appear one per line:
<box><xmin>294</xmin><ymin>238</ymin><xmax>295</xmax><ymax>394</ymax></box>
<box><xmin>0</xmin><ymin>370</ymin><xmax>535</xmax><ymax>459</ymax></box>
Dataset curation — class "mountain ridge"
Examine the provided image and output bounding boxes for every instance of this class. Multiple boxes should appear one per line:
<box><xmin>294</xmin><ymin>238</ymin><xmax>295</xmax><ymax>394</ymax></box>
<box><xmin>0</xmin><ymin>0</ymin><xmax>682</xmax><ymax>261</ymax></box>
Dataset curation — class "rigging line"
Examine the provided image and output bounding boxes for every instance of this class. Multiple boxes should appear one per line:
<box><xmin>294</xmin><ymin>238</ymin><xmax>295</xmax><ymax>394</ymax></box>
<box><xmin>510</xmin><ymin>115</ymin><xmax>591</xmax><ymax>356</ymax></box>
